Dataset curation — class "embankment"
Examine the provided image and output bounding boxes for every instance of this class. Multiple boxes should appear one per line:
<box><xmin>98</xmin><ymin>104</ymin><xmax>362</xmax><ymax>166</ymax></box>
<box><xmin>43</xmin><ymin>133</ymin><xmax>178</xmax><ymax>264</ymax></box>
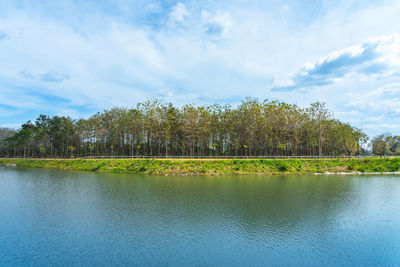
<box><xmin>1</xmin><ymin>158</ymin><xmax>400</xmax><ymax>176</ymax></box>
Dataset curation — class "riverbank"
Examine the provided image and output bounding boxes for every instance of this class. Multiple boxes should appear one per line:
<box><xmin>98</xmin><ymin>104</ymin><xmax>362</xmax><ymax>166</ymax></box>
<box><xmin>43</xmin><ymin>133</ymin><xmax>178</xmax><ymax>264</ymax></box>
<box><xmin>1</xmin><ymin>158</ymin><xmax>400</xmax><ymax>175</ymax></box>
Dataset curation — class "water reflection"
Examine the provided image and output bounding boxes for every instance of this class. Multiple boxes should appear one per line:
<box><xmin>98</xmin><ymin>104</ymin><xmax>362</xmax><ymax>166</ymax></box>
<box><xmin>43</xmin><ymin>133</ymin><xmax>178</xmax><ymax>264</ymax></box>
<box><xmin>1</xmin><ymin>167</ymin><xmax>400</xmax><ymax>266</ymax></box>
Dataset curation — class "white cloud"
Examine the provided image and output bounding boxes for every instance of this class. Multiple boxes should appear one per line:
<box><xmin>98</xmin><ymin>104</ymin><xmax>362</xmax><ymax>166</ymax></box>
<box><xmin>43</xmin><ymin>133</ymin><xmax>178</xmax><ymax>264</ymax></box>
<box><xmin>363</xmin><ymin>123</ymin><xmax>400</xmax><ymax>130</ymax></box>
<box><xmin>201</xmin><ymin>10</ymin><xmax>233</xmax><ymax>39</ymax></box>
<box><xmin>0</xmin><ymin>123</ymin><xmax>20</xmax><ymax>129</ymax></box>
<box><xmin>169</xmin><ymin>3</ymin><xmax>189</xmax><ymax>24</ymax></box>
<box><xmin>20</xmin><ymin>70</ymin><xmax>70</xmax><ymax>83</ymax></box>
<box><xmin>349</xmin><ymin>83</ymin><xmax>400</xmax><ymax>113</ymax></box>
<box><xmin>0</xmin><ymin>0</ymin><xmax>400</xmax><ymax>136</ymax></box>
<box><xmin>368</xmin><ymin>83</ymin><xmax>400</xmax><ymax>97</ymax></box>
<box><xmin>272</xmin><ymin>33</ymin><xmax>400</xmax><ymax>91</ymax></box>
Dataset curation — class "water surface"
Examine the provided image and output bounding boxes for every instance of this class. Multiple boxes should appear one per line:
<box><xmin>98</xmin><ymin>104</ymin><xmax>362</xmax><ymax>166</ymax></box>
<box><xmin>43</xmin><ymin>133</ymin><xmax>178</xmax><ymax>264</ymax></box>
<box><xmin>1</xmin><ymin>167</ymin><xmax>400</xmax><ymax>266</ymax></box>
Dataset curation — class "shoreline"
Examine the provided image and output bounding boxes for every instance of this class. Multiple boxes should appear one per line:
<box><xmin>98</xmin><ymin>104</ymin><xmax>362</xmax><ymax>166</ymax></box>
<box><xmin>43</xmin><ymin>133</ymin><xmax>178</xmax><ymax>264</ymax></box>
<box><xmin>1</xmin><ymin>158</ymin><xmax>400</xmax><ymax>176</ymax></box>
<box><xmin>314</xmin><ymin>171</ymin><xmax>400</xmax><ymax>175</ymax></box>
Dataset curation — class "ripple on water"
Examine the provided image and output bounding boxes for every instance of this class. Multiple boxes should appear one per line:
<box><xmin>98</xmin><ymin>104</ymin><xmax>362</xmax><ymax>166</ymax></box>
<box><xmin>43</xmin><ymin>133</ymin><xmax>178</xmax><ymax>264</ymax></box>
<box><xmin>0</xmin><ymin>167</ymin><xmax>400</xmax><ymax>265</ymax></box>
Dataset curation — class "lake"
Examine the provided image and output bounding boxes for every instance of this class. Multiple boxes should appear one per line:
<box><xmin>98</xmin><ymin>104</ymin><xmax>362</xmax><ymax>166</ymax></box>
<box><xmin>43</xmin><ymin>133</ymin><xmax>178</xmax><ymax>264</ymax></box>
<box><xmin>1</xmin><ymin>166</ymin><xmax>400</xmax><ymax>266</ymax></box>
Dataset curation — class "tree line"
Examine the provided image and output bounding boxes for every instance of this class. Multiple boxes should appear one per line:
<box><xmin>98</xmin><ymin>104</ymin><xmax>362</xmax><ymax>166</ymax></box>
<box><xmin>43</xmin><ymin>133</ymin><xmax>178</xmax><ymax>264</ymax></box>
<box><xmin>0</xmin><ymin>98</ymin><xmax>372</xmax><ymax>158</ymax></box>
<box><xmin>371</xmin><ymin>134</ymin><xmax>400</xmax><ymax>156</ymax></box>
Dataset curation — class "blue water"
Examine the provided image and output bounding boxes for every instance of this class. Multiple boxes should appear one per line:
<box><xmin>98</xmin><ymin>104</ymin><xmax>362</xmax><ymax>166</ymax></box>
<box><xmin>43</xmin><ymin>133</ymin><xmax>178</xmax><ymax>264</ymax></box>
<box><xmin>1</xmin><ymin>167</ymin><xmax>400</xmax><ymax>266</ymax></box>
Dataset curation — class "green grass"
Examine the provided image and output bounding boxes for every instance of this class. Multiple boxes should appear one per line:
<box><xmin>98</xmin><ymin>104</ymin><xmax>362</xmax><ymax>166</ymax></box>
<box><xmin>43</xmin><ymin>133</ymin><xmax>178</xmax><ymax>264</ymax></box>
<box><xmin>0</xmin><ymin>158</ymin><xmax>399</xmax><ymax>176</ymax></box>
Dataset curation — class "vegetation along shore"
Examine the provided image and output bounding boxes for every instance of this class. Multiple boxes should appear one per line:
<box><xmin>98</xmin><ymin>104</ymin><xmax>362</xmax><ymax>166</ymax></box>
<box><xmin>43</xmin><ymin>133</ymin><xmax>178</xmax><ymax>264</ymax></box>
<box><xmin>1</xmin><ymin>158</ymin><xmax>399</xmax><ymax>176</ymax></box>
<box><xmin>1</xmin><ymin>98</ymin><xmax>399</xmax><ymax>161</ymax></box>
<box><xmin>0</xmin><ymin>99</ymin><xmax>369</xmax><ymax>158</ymax></box>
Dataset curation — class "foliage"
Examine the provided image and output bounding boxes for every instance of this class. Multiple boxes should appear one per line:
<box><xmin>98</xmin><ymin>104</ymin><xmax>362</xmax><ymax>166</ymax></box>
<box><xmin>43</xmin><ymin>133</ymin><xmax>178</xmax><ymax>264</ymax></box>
<box><xmin>0</xmin><ymin>98</ymin><xmax>369</xmax><ymax>158</ymax></box>
<box><xmin>372</xmin><ymin>134</ymin><xmax>400</xmax><ymax>156</ymax></box>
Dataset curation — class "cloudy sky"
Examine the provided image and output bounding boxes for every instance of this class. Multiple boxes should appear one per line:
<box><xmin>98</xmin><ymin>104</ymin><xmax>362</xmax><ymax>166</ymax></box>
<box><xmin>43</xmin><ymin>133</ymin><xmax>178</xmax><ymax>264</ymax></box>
<box><xmin>0</xmin><ymin>0</ymin><xmax>399</xmax><ymax>136</ymax></box>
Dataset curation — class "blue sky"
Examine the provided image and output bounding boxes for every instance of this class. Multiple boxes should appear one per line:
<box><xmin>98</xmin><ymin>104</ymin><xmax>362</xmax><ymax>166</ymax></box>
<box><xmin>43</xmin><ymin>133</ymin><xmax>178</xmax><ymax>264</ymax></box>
<box><xmin>0</xmin><ymin>0</ymin><xmax>400</xmax><ymax>136</ymax></box>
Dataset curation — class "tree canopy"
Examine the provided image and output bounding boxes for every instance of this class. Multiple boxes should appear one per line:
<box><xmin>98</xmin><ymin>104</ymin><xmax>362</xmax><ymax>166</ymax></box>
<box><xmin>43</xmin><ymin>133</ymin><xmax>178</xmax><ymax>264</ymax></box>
<box><xmin>0</xmin><ymin>99</ymin><xmax>370</xmax><ymax>158</ymax></box>
<box><xmin>371</xmin><ymin>134</ymin><xmax>400</xmax><ymax>156</ymax></box>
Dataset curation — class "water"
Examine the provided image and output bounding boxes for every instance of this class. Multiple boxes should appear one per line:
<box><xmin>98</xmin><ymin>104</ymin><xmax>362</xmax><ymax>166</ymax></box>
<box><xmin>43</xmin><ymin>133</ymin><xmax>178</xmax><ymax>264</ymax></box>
<box><xmin>1</xmin><ymin>167</ymin><xmax>400</xmax><ymax>266</ymax></box>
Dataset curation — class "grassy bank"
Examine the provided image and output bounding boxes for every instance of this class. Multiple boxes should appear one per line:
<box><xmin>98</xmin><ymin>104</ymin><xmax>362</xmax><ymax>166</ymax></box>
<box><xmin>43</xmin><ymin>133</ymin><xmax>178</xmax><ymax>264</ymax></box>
<box><xmin>1</xmin><ymin>158</ymin><xmax>400</xmax><ymax>175</ymax></box>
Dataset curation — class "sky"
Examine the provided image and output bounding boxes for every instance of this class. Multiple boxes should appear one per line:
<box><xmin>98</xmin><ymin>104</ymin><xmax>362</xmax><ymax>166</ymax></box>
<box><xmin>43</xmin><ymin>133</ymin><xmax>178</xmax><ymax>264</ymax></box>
<box><xmin>0</xmin><ymin>0</ymin><xmax>399</xmax><ymax>136</ymax></box>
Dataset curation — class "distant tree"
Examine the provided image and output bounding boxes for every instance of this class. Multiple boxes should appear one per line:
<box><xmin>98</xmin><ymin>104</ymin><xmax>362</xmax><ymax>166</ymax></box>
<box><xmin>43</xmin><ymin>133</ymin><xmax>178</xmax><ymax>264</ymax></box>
<box><xmin>372</xmin><ymin>134</ymin><xmax>389</xmax><ymax>156</ymax></box>
<box><xmin>68</xmin><ymin>146</ymin><xmax>76</xmax><ymax>158</ymax></box>
<box><xmin>0</xmin><ymin>128</ymin><xmax>16</xmax><ymax>157</ymax></box>
<box><xmin>0</xmin><ymin>98</ymin><xmax>378</xmax><ymax>158</ymax></box>
<box><xmin>372</xmin><ymin>134</ymin><xmax>400</xmax><ymax>156</ymax></box>
<box><xmin>307</xmin><ymin>102</ymin><xmax>330</xmax><ymax>156</ymax></box>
